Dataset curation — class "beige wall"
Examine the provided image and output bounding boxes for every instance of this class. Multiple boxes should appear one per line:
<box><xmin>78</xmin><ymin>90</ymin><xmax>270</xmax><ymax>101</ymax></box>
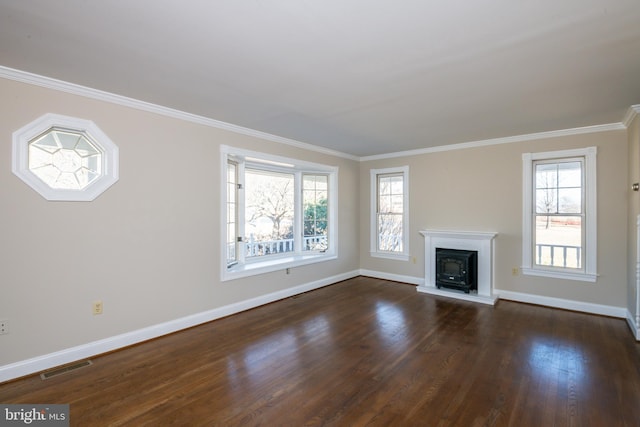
<box><xmin>361</xmin><ymin>130</ymin><xmax>629</xmax><ymax>307</ymax></box>
<box><xmin>628</xmin><ymin>115</ymin><xmax>640</xmax><ymax>322</ymax></box>
<box><xmin>0</xmin><ymin>78</ymin><xmax>360</xmax><ymax>366</ymax></box>
<box><xmin>0</xmin><ymin>74</ymin><xmax>634</xmax><ymax>371</ymax></box>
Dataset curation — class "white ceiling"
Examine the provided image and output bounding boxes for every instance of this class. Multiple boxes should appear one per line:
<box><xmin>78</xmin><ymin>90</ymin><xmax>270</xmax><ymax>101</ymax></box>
<box><xmin>1</xmin><ymin>0</ymin><xmax>639</xmax><ymax>157</ymax></box>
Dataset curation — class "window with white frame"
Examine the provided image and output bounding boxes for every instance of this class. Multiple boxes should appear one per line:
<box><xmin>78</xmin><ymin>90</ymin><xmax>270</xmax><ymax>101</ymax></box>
<box><xmin>522</xmin><ymin>147</ymin><xmax>597</xmax><ymax>282</ymax></box>
<box><xmin>221</xmin><ymin>146</ymin><xmax>337</xmax><ymax>280</ymax></box>
<box><xmin>12</xmin><ymin>113</ymin><xmax>119</xmax><ymax>201</ymax></box>
<box><xmin>370</xmin><ymin>166</ymin><xmax>409</xmax><ymax>260</ymax></box>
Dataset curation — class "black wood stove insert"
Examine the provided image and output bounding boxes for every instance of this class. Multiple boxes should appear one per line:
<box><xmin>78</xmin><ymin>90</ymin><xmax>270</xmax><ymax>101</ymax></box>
<box><xmin>435</xmin><ymin>248</ymin><xmax>478</xmax><ymax>293</ymax></box>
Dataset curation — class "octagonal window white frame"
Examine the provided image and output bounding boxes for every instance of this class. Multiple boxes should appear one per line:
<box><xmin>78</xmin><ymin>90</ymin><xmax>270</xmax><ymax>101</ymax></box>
<box><xmin>12</xmin><ymin>113</ymin><xmax>119</xmax><ymax>201</ymax></box>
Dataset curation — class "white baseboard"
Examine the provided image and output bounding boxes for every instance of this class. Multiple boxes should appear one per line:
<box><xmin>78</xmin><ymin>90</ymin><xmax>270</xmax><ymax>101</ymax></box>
<box><xmin>0</xmin><ymin>270</ymin><xmax>360</xmax><ymax>383</ymax></box>
<box><xmin>496</xmin><ymin>289</ymin><xmax>628</xmax><ymax>318</ymax></box>
<box><xmin>358</xmin><ymin>269</ymin><xmax>424</xmax><ymax>286</ymax></box>
<box><xmin>2</xmin><ymin>271</ymin><xmax>634</xmax><ymax>383</ymax></box>
<box><xmin>626</xmin><ymin>310</ymin><xmax>640</xmax><ymax>341</ymax></box>
<box><xmin>360</xmin><ymin>271</ymin><xmax>629</xmax><ymax>320</ymax></box>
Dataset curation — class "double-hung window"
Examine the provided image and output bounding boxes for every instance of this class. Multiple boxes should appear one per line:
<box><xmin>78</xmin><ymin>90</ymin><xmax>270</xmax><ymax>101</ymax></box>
<box><xmin>522</xmin><ymin>147</ymin><xmax>597</xmax><ymax>282</ymax></box>
<box><xmin>370</xmin><ymin>166</ymin><xmax>409</xmax><ymax>260</ymax></box>
<box><xmin>221</xmin><ymin>146</ymin><xmax>337</xmax><ymax>280</ymax></box>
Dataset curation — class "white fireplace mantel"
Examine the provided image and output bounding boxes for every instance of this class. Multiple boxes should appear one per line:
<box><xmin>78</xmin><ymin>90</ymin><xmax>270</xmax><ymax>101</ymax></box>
<box><xmin>418</xmin><ymin>229</ymin><xmax>498</xmax><ymax>305</ymax></box>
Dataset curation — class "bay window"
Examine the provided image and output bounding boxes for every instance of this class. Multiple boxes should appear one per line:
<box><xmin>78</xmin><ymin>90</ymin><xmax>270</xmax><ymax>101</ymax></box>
<box><xmin>221</xmin><ymin>146</ymin><xmax>337</xmax><ymax>280</ymax></box>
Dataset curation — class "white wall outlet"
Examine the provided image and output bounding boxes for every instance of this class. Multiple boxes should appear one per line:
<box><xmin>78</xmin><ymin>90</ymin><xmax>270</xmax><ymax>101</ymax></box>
<box><xmin>0</xmin><ymin>319</ymin><xmax>9</xmax><ymax>335</ymax></box>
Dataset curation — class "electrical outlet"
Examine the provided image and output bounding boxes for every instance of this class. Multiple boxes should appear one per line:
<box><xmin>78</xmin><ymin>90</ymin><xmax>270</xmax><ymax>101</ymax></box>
<box><xmin>512</xmin><ymin>267</ymin><xmax>519</xmax><ymax>276</ymax></box>
<box><xmin>0</xmin><ymin>319</ymin><xmax>9</xmax><ymax>335</ymax></box>
<box><xmin>93</xmin><ymin>301</ymin><xmax>103</xmax><ymax>315</ymax></box>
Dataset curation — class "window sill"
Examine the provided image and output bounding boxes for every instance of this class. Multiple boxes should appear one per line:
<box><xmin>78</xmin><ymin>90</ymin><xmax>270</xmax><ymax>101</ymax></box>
<box><xmin>222</xmin><ymin>252</ymin><xmax>337</xmax><ymax>281</ymax></box>
<box><xmin>370</xmin><ymin>251</ymin><xmax>410</xmax><ymax>261</ymax></box>
<box><xmin>521</xmin><ymin>267</ymin><xmax>598</xmax><ymax>283</ymax></box>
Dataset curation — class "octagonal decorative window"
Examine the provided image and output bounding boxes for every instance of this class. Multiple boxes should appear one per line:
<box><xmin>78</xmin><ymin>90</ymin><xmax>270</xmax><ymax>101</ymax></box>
<box><xmin>13</xmin><ymin>114</ymin><xmax>119</xmax><ymax>201</ymax></box>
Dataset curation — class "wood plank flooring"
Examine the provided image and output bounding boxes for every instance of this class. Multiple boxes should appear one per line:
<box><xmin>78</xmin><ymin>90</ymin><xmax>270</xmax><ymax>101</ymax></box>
<box><xmin>1</xmin><ymin>276</ymin><xmax>639</xmax><ymax>426</ymax></box>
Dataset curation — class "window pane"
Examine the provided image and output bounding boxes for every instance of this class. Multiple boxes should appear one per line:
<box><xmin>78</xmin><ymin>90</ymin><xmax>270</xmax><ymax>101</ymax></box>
<box><xmin>390</xmin><ymin>195</ymin><xmax>403</xmax><ymax>213</ymax></box>
<box><xmin>57</xmin><ymin>131</ymin><xmax>82</xmax><ymax>149</ymax></box>
<box><xmin>535</xmin><ymin>160</ymin><xmax>582</xmax><ymax>215</ymax></box>
<box><xmin>378</xmin><ymin>194</ymin><xmax>391</xmax><ymax>213</ymax></box>
<box><xmin>378</xmin><ymin>213</ymin><xmax>403</xmax><ymax>252</ymax></box>
<box><xmin>558</xmin><ymin>161</ymin><xmax>581</xmax><ymax>187</ymax></box>
<box><xmin>303</xmin><ymin>174</ymin><xmax>327</xmax><ymax>191</ymax></box>
<box><xmin>534</xmin><ymin>215</ymin><xmax>582</xmax><ymax>268</ymax></box>
<box><xmin>316</xmin><ymin>179</ymin><xmax>328</xmax><ymax>191</ymax></box>
<box><xmin>303</xmin><ymin>175</ymin><xmax>316</xmax><ymax>190</ymax></box>
<box><xmin>226</xmin><ymin>161</ymin><xmax>238</xmax><ymax>266</ymax></box>
<box><xmin>376</xmin><ymin>172</ymin><xmax>404</xmax><ymax>253</ymax></box>
<box><xmin>378</xmin><ymin>176</ymin><xmax>391</xmax><ymax>196</ymax></box>
<box><xmin>303</xmin><ymin>174</ymin><xmax>328</xmax><ymax>251</ymax></box>
<box><xmin>227</xmin><ymin>223</ymin><xmax>236</xmax><ymax>261</ymax></box>
<box><xmin>245</xmin><ymin>169</ymin><xmax>295</xmax><ymax>257</ymax></box>
<box><xmin>227</xmin><ymin>203</ymin><xmax>235</xmax><ymax>223</ymax></box>
<box><xmin>390</xmin><ymin>176</ymin><xmax>403</xmax><ymax>193</ymax></box>
<box><xmin>536</xmin><ymin>163</ymin><xmax>558</xmax><ymax>188</ymax></box>
<box><xmin>29</xmin><ymin>129</ymin><xmax>103</xmax><ymax>190</ymax></box>
<box><xmin>227</xmin><ymin>182</ymin><xmax>235</xmax><ymax>203</ymax></box>
<box><xmin>558</xmin><ymin>188</ymin><xmax>581</xmax><ymax>213</ymax></box>
<box><xmin>378</xmin><ymin>173</ymin><xmax>403</xmax><ymax>214</ymax></box>
<box><xmin>535</xmin><ymin>188</ymin><xmax>556</xmax><ymax>214</ymax></box>
<box><xmin>227</xmin><ymin>164</ymin><xmax>236</xmax><ymax>183</ymax></box>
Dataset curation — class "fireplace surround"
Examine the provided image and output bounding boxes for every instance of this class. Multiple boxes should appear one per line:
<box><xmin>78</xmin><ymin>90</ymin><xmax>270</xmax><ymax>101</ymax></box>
<box><xmin>419</xmin><ymin>230</ymin><xmax>498</xmax><ymax>305</ymax></box>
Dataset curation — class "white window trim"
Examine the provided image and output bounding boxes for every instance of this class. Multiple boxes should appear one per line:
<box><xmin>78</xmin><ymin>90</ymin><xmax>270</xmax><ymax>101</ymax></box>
<box><xmin>522</xmin><ymin>147</ymin><xmax>597</xmax><ymax>282</ymax></box>
<box><xmin>220</xmin><ymin>145</ymin><xmax>338</xmax><ymax>281</ymax></box>
<box><xmin>12</xmin><ymin>113</ymin><xmax>119</xmax><ymax>201</ymax></box>
<box><xmin>370</xmin><ymin>166</ymin><xmax>410</xmax><ymax>261</ymax></box>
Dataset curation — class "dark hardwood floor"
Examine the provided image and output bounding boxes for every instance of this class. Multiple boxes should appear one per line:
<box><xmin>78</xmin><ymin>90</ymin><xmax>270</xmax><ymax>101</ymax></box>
<box><xmin>1</xmin><ymin>276</ymin><xmax>639</xmax><ymax>426</ymax></box>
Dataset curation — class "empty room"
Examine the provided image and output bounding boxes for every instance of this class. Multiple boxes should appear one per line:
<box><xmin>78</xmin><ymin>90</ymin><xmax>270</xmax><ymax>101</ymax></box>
<box><xmin>1</xmin><ymin>1</ymin><xmax>640</xmax><ymax>425</ymax></box>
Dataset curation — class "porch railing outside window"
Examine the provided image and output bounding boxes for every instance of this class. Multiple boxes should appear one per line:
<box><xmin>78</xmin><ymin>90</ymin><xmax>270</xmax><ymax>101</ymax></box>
<box><xmin>245</xmin><ymin>235</ymin><xmax>328</xmax><ymax>257</ymax></box>
<box><xmin>535</xmin><ymin>243</ymin><xmax>581</xmax><ymax>269</ymax></box>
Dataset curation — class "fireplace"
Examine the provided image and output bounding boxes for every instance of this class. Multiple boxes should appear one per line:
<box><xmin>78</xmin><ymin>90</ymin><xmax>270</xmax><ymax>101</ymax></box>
<box><xmin>435</xmin><ymin>248</ymin><xmax>477</xmax><ymax>293</ymax></box>
<box><xmin>419</xmin><ymin>230</ymin><xmax>498</xmax><ymax>305</ymax></box>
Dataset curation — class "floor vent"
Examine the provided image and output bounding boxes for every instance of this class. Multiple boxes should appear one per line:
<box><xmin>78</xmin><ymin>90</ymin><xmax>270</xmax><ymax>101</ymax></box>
<box><xmin>40</xmin><ymin>360</ymin><xmax>92</xmax><ymax>380</ymax></box>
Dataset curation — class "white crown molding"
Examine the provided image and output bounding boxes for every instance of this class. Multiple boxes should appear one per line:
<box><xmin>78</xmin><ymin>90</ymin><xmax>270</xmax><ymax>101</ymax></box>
<box><xmin>622</xmin><ymin>104</ymin><xmax>640</xmax><ymax>127</ymax></box>
<box><xmin>2</xmin><ymin>66</ymin><xmax>635</xmax><ymax>164</ymax></box>
<box><xmin>0</xmin><ymin>66</ymin><xmax>359</xmax><ymax>162</ymax></box>
<box><xmin>361</xmin><ymin>122</ymin><xmax>626</xmax><ymax>162</ymax></box>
